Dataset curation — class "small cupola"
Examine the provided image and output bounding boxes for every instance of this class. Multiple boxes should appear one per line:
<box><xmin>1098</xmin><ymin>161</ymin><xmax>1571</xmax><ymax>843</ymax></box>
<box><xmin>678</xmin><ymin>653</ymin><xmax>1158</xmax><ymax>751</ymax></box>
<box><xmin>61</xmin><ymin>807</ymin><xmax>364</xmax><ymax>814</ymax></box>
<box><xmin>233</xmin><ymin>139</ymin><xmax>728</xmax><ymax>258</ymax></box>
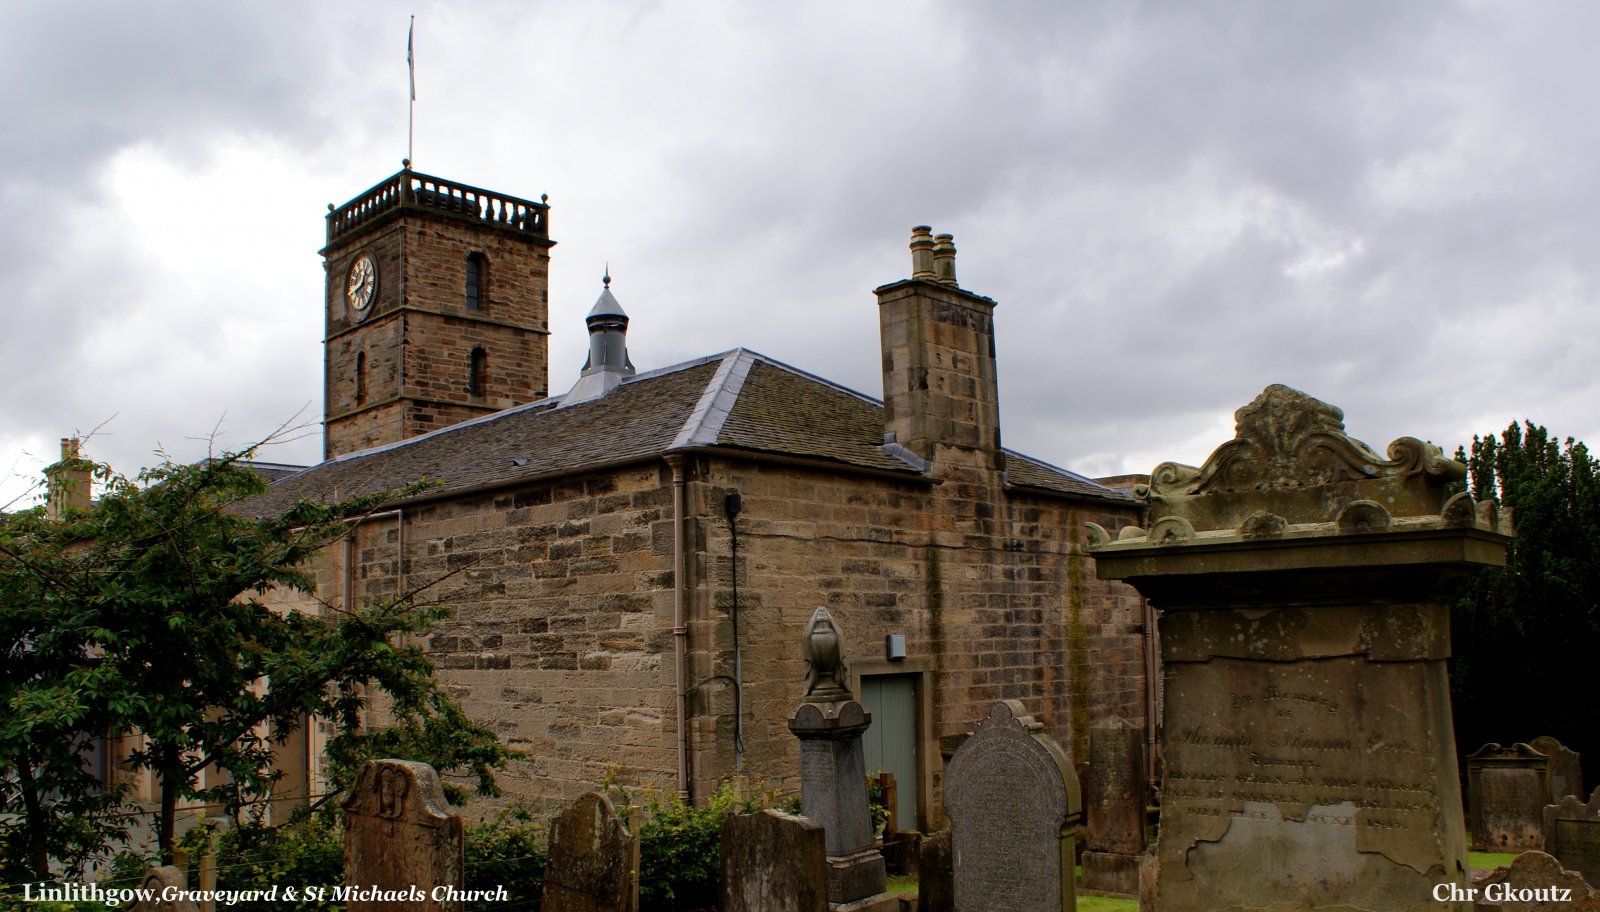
<box><xmin>560</xmin><ymin>272</ymin><xmax>636</xmax><ymax>407</ymax></box>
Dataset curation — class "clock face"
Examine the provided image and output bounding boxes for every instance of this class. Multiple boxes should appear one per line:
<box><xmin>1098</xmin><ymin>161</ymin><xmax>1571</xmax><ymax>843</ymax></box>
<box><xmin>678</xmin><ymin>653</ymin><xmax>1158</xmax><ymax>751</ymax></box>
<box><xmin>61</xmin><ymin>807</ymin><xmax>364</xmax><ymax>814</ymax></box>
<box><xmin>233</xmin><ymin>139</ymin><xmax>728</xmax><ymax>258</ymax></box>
<box><xmin>346</xmin><ymin>254</ymin><xmax>378</xmax><ymax>313</ymax></box>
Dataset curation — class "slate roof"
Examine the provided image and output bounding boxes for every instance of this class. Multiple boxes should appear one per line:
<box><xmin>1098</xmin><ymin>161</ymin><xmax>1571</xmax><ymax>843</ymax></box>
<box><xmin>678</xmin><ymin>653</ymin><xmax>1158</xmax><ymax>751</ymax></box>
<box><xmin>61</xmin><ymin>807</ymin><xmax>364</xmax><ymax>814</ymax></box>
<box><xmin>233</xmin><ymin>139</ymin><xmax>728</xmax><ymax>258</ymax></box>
<box><xmin>250</xmin><ymin>349</ymin><xmax>1133</xmax><ymax>514</ymax></box>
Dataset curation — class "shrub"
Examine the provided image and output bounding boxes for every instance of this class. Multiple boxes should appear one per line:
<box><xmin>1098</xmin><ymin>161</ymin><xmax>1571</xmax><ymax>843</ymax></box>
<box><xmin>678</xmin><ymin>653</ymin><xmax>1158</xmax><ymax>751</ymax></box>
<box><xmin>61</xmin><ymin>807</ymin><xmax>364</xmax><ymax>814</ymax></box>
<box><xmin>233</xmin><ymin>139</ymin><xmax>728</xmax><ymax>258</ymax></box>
<box><xmin>609</xmin><ymin>779</ymin><xmax>795</xmax><ymax>912</ymax></box>
<box><xmin>464</xmin><ymin>804</ymin><xmax>546</xmax><ymax>912</ymax></box>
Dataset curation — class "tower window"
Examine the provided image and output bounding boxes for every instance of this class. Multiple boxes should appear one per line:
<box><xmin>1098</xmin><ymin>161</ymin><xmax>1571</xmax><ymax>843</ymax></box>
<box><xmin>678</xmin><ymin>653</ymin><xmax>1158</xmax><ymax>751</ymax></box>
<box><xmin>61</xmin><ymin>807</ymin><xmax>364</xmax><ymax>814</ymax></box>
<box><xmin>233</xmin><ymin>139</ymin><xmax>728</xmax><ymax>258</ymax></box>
<box><xmin>355</xmin><ymin>351</ymin><xmax>367</xmax><ymax>405</ymax></box>
<box><xmin>466</xmin><ymin>252</ymin><xmax>487</xmax><ymax>311</ymax></box>
<box><xmin>469</xmin><ymin>347</ymin><xmax>487</xmax><ymax>397</ymax></box>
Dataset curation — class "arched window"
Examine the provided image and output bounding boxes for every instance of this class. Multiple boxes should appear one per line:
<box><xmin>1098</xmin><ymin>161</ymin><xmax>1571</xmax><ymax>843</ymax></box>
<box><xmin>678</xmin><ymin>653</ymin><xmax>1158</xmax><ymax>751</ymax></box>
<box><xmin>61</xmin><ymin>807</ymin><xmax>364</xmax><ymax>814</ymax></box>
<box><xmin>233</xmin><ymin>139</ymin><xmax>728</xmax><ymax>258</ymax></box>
<box><xmin>469</xmin><ymin>347</ymin><xmax>487</xmax><ymax>398</ymax></box>
<box><xmin>355</xmin><ymin>351</ymin><xmax>367</xmax><ymax>405</ymax></box>
<box><xmin>466</xmin><ymin>252</ymin><xmax>487</xmax><ymax>311</ymax></box>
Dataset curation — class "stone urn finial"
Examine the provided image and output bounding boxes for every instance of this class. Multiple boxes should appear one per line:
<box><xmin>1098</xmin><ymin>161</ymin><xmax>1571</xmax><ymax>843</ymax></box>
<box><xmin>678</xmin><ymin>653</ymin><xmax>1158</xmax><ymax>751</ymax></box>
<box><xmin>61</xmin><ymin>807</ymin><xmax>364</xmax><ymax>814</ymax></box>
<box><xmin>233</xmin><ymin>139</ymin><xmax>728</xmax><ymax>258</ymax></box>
<box><xmin>801</xmin><ymin>607</ymin><xmax>852</xmax><ymax>704</ymax></box>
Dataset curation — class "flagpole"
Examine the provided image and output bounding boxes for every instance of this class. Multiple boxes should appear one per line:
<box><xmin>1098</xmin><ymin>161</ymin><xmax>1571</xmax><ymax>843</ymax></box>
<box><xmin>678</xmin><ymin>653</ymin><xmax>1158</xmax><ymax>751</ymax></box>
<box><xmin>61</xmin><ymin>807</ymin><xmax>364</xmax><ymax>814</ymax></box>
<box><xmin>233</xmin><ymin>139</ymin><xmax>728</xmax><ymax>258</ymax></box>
<box><xmin>407</xmin><ymin>15</ymin><xmax>416</xmax><ymax>168</ymax></box>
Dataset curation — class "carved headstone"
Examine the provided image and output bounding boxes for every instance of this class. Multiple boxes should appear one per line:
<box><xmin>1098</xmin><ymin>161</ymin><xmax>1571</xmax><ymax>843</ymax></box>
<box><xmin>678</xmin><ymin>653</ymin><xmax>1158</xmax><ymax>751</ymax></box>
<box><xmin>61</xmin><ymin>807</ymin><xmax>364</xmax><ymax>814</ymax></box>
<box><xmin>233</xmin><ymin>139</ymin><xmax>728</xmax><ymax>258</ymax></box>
<box><xmin>343</xmin><ymin>759</ymin><xmax>466</xmax><ymax>912</ymax></box>
<box><xmin>542</xmin><ymin>791</ymin><xmax>638</xmax><ymax>912</ymax></box>
<box><xmin>1469</xmin><ymin>744</ymin><xmax>1551</xmax><ymax>851</ymax></box>
<box><xmin>1475</xmin><ymin>851</ymin><xmax>1600</xmax><ymax>911</ymax></box>
<box><xmin>127</xmin><ymin>866</ymin><xmax>199</xmax><ymax>912</ymax></box>
<box><xmin>787</xmin><ymin>607</ymin><xmax>896</xmax><ymax>912</ymax></box>
<box><xmin>944</xmin><ymin>700</ymin><xmax>1081</xmax><ymax>912</ymax></box>
<box><xmin>1543</xmin><ymin>787</ymin><xmax>1600</xmax><ymax>889</ymax></box>
<box><xmin>720</xmin><ymin>809</ymin><xmax>828</xmax><ymax>912</ymax></box>
<box><xmin>1081</xmin><ymin>715</ymin><xmax>1148</xmax><ymax>896</ymax></box>
<box><xmin>1531</xmin><ymin>736</ymin><xmax>1584</xmax><ymax>802</ymax></box>
<box><xmin>1090</xmin><ymin>384</ymin><xmax>1512</xmax><ymax>912</ymax></box>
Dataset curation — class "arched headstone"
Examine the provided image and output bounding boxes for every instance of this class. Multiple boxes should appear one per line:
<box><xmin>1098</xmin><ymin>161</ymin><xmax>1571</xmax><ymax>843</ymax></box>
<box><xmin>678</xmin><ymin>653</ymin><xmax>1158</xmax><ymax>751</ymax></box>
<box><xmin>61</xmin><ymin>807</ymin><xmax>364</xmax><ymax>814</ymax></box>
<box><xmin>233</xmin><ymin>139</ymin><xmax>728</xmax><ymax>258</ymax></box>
<box><xmin>944</xmin><ymin>700</ymin><xmax>1081</xmax><ymax>912</ymax></box>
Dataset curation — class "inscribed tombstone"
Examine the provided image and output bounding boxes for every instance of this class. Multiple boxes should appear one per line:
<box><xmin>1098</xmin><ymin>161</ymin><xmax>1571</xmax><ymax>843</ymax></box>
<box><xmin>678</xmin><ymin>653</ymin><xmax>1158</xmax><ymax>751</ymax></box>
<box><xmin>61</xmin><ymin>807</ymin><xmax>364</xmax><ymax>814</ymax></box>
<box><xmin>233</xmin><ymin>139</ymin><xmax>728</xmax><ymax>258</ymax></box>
<box><xmin>1469</xmin><ymin>743</ymin><xmax>1551</xmax><ymax>851</ymax></box>
<box><xmin>719</xmin><ymin>809</ymin><xmax>827</xmax><ymax>912</ymax></box>
<box><xmin>343</xmin><ymin>759</ymin><xmax>466</xmax><ymax>912</ymax></box>
<box><xmin>542</xmin><ymin>791</ymin><xmax>638</xmax><ymax>912</ymax></box>
<box><xmin>916</xmin><ymin>829</ymin><xmax>953</xmax><ymax>912</ymax></box>
<box><xmin>1531</xmin><ymin>736</ymin><xmax>1584</xmax><ymax>802</ymax></box>
<box><xmin>1081</xmin><ymin>715</ymin><xmax>1147</xmax><ymax>895</ymax></box>
<box><xmin>944</xmin><ymin>700</ymin><xmax>1081</xmax><ymax>912</ymax></box>
<box><xmin>1543</xmin><ymin>787</ymin><xmax>1600</xmax><ymax>889</ymax></box>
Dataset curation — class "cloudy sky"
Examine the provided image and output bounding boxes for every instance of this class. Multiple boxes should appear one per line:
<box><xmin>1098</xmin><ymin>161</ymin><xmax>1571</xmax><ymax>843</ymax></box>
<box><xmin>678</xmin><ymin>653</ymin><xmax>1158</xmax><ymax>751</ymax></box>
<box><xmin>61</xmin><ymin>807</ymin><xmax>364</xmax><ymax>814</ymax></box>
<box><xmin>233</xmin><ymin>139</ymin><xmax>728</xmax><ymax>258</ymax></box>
<box><xmin>4</xmin><ymin>1</ymin><xmax>1597</xmax><ymax>508</ymax></box>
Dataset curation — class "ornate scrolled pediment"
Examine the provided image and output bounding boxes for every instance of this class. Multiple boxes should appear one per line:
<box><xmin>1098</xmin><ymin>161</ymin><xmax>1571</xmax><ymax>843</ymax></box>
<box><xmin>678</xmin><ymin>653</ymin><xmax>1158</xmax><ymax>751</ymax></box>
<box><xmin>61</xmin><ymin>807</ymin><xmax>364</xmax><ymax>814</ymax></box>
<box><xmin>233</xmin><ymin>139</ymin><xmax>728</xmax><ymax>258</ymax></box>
<box><xmin>1148</xmin><ymin>385</ymin><xmax>1463</xmax><ymax>502</ymax></box>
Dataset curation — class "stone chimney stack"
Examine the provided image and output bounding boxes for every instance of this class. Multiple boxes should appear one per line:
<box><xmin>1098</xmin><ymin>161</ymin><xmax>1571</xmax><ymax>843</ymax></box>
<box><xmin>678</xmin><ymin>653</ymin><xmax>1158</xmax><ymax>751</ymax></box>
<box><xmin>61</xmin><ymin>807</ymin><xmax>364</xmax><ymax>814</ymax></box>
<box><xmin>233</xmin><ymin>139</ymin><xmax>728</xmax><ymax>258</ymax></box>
<box><xmin>875</xmin><ymin>227</ymin><xmax>1004</xmax><ymax>470</ymax></box>
<box><xmin>46</xmin><ymin>437</ymin><xmax>92</xmax><ymax>520</ymax></box>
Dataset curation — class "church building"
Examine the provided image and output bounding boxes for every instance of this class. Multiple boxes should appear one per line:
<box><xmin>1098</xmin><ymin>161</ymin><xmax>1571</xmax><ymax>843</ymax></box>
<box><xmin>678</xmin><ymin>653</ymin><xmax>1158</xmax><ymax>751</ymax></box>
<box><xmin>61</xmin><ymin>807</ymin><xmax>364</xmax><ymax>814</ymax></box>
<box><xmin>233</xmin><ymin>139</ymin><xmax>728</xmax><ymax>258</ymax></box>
<box><xmin>255</xmin><ymin>169</ymin><xmax>1150</xmax><ymax>830</ymax></box>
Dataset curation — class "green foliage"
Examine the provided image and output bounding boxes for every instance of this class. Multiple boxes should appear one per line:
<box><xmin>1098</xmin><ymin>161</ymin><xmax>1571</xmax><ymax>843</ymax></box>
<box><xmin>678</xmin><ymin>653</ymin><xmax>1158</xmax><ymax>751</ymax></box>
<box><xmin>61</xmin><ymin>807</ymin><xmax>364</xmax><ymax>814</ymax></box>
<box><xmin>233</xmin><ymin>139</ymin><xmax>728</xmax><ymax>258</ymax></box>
<box><xmin>0</xmin><ymin>446</ymin><xmax>510</xmax><ymax>876</ymax></box>
<box><xmin>212</xmin><ymin>812</ymin><xmax>344</xmax><ymax>912</ymax></box>
<box><xmin>464</xmin><ymin>804</ymin><xmax>546</xmax><ymax>912</ymax></box>
<box><xmin>1451</xmin><ymin>422</ymin><xmax>1600</xmax><ymax>781</ymax></box>
<box><xmin>607</xmin><ymin>779</ymin><xmax>795</xmax><ymax>912</ymax></box>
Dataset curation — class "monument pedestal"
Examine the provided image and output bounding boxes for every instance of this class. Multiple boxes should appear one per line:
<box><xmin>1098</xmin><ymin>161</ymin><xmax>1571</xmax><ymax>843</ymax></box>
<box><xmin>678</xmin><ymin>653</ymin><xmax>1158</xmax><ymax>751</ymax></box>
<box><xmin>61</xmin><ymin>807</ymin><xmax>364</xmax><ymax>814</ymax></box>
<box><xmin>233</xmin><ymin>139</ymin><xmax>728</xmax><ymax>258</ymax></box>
<box><xmin>789</xmin><ymin>608</ymin><xmax>899</xmax><ymax>912</ymax></box>
<box><xmin>1089</xmin><ymin>385</ymin><xmax>1512</xmax><ymax>912</ymax></box>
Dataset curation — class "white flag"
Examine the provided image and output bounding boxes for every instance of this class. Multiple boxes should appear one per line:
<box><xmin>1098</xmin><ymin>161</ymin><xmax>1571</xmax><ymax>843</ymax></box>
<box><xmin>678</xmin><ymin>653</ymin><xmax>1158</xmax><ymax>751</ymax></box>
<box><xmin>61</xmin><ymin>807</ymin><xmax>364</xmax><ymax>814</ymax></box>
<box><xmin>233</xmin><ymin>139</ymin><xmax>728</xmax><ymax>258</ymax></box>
<box><xmin>407</xmin><ymin>18</ymin><xmax>416</xmax><ymax>101</ymax></box>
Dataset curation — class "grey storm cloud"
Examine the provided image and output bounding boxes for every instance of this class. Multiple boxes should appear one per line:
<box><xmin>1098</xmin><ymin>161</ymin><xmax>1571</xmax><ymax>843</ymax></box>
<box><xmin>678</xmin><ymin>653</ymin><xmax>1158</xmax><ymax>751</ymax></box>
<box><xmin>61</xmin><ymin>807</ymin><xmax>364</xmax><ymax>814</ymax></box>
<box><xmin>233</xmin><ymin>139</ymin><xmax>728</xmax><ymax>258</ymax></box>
<box><xmin>3</xmin><ymin>0</ymin><xmax>1598</xmax><ymax>506</ymax></box>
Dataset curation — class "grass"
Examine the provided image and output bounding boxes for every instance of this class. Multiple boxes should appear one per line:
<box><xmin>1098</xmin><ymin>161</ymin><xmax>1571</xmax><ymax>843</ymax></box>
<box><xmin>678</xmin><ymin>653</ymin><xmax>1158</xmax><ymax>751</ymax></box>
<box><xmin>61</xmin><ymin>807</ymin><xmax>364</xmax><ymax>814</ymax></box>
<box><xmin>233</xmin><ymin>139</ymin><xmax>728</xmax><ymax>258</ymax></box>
<box><xmin>1077</xmin><ymin>894</ymin><xmax>1139</xmax><ymax>911</ymax></box>
<box><xmin>1469</xmin><ymin>850</ymin><xmax>1520</xmax><ymax>870</ymax></box>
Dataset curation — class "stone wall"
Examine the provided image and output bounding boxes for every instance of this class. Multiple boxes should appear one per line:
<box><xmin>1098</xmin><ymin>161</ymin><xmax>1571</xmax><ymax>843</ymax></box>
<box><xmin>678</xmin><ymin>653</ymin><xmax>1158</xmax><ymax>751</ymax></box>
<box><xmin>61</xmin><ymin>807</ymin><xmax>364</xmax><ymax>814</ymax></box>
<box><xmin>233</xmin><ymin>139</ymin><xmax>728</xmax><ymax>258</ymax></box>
<box><xmin>273</xmin><ymin>449</ymin><xmax>1145</xmax><ymax>820</ymax></box>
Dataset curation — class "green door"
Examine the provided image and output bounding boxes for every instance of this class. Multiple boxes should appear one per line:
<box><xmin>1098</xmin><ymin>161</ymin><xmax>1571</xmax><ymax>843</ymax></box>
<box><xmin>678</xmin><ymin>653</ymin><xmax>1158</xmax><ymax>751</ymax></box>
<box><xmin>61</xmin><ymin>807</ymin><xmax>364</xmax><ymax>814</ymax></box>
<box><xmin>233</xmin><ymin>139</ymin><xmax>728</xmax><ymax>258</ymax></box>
<box><xmin>861</xmin><ymin>674</ymin><xmax>918</xmax><ymax>831</ymax></box>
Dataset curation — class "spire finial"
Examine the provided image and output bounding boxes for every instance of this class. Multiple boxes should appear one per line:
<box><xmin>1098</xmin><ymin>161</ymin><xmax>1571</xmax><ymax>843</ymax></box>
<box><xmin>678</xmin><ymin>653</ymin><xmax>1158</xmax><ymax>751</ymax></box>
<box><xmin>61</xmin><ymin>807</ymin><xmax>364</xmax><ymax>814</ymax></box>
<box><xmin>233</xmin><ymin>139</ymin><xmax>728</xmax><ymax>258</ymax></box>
<box><xmin>603</xmin><ymin>264</ymin><xmax>611</xmax><ymax>288</ymax></box>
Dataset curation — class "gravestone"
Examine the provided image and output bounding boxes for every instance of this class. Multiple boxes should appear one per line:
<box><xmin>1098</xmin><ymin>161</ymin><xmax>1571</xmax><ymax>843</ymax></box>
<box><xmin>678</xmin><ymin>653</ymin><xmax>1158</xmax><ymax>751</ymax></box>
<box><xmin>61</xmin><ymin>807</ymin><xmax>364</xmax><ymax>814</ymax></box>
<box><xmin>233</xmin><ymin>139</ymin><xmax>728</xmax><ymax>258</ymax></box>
<box><xmin>720</xmin><ymin>809</ymin><xmax>828</xmax><ymax>912</ymax></box>
<box><xmin>542</xmin><ymin>791</ymin><xmax>638</xmax><ymax>912</ymax></box>
<box><xmin>944</xmin><ymin>700</ymin><xmax>1081</xmax><ymax>912</ymax></box>
<box><xmin>916</xmin><ymin>829</ymin><xmax>953</xmax><ymax>912</ymax></box>
<box><xmin>1081</xmin><ymin>715</ymin><xmax>1148</xmax><ymax>895</ymax></box>
<box><xmin>1543</xmin><ymin>787</ymin><xmax>1600</xmax><ymax>889</ymax></box>
<box><xmin>127</xmin><ymin>866</ymin><xmax>199</xmax><ymax>912</ymax></box>
<box><xmin>787</xmin><ymin>607</ymin><xmax>898</xmax><ymax>912</ymax></box>
<box><xmin>343</xmin><ymin>759</ymin><xmax>466</xmax><ymax>912</ymax></box>
<box><xmin>1089</xmin><ymin>384</ymin><xmax>1512</xmax><ymax>912</ymax></box>
<box><xmin>1474</xmin><ymin>851</ymin><xmax>1600</xmax><ymax>911</ymax></box>
<box><xmin>1469</xmin><ymin>743</ymin><xmax>1551</xmax><ymax>851</ymax></box>
<box><xmin>1531</xmin><ymin>735</ymin><xmax>1584</xmax><ymax>802</ymax></box>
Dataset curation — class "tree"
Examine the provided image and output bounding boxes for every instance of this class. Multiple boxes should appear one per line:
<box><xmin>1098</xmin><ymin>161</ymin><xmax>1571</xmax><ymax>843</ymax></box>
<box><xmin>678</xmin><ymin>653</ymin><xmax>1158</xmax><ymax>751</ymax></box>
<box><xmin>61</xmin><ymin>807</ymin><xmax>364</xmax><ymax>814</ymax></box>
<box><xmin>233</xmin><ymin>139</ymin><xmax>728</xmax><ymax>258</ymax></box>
<box><xmin>0</xmin><ymin>447</ymin><xmax>511</xmax><ymax>879</ymax></box>
<box><xmin>1450</xmin><ymin>421</ymin><xmax>1600</xmax><ymax>788</ymax></box>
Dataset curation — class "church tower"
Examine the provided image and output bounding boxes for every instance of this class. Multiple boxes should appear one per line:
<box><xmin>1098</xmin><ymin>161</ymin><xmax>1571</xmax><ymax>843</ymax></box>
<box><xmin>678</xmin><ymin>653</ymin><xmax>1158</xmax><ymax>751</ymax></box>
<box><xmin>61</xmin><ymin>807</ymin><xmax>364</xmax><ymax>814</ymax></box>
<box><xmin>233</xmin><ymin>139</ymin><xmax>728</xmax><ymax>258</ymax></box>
<box><xmin>321</xmin><ymin>169</ymin><xmax>554</xmax><ymax>459</ymax></box>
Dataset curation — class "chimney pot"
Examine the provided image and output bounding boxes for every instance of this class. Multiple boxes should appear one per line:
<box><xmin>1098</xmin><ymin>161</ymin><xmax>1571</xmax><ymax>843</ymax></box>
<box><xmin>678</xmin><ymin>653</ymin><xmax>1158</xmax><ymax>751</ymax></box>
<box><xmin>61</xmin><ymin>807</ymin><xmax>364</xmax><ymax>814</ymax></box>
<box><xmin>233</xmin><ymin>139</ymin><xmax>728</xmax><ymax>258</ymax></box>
<box><xmin>933</xmin><ymin>233</ymin><xmax>957</xmax><ymax>287</ymax></box>
<box><xmin>910</xmin><ymin>226</ymin><xmax>935</xmax><ymax>281</ymax></box>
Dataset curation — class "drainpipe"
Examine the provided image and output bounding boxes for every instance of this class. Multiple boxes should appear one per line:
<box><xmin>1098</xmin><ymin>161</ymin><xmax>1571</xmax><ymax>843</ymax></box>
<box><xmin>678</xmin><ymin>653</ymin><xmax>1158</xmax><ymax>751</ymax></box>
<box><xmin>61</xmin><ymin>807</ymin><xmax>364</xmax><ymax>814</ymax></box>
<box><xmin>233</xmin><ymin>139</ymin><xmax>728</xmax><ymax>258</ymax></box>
<box><xmin>666</xmin><ymin>456</ymin><xmax>692</xmax><ymax>802</ymax></box>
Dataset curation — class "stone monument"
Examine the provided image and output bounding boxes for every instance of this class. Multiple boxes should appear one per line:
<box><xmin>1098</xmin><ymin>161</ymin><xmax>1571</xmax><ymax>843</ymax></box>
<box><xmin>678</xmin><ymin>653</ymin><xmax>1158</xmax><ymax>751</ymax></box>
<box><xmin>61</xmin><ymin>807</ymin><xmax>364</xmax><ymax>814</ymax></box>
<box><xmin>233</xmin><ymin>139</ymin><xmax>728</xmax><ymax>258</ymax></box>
<box><xmin>1089</xmin><ymin>384</ymin><xmax>1512</xmax><ymax>912</ymax></box>
<box><xmin>1468</xmin><ymin>743</ymin><xmax>1552</xmax><ymax>851</ymax></box>
<box><xmin>944</xmin><ymin>700</ymin><xmax>1082</xmax><ymax>912</ymax></box>
<box><xmin>127</xmin><ymin>866</ymin><xmax>199</xmax><ymax>912</ymax></box>
<box><xmin>787</xmin><ymin>607</ymin><xmax>897</xmax><ymax>912</ymax></box>
<box><xmin>720</xmin><ymin>809</ymin><xmax>829</xmax><ymax>912</ymax></box>
<box><xmin>1082</xmin><ymin>715</ymin><xmax>1148</xmax><ymax>896</ymax></box>
<box><xmin>1543</xmin><ymin>787</ymin><xmax>1600</xmax><ymax>889</ymax></box>
<box><xmin>1530</xmin><ymin>735</ymin><xmax>1584</xmax><ymax>802</ymax></box>
<box><xmin>542</xmin><ymin>791</ymin><xmax>639</xmax><ymax>912</ymax></box>
<box><xmin>1474</xmin><ymin>851</ymin><xmax>1600</xmax><ymax>912</ymax></box>
<box><xmin>343</xmin><ymin>759</ymin><xmax>466</xmax><ymax>912</ymax></box>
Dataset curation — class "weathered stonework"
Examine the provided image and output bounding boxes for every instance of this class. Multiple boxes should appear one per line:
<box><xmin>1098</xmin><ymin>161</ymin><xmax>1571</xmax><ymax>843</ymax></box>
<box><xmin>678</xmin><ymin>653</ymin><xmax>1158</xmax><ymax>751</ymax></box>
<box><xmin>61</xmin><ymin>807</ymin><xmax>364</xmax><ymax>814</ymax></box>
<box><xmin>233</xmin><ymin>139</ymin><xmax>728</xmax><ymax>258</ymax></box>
<box><xmin>1543</xmin><ymin>787</ymin><xmax>1600</xmax><ymax>889</ymax></box>
<box><xmin>1082</xmin><ymin>715</ymin><xmax>1147</xmax><ymax>896</ymax></box>
<box><xmin>1468</xmin><ymin>743</ymin><xmax>1552</xmax><ymax>852</ymax></box>
<box><xmin>322</xmin><ymin>172</ymin><xmax>553</xmax><ymax>459</ymax></box>
<box><xmin>1091</xmin><ymin>384</ymin><xmax>1512</xmax><ymax>912</ymax></box>
<box><xmin>944</xmin><ymin>700</ymin><xmax>1081</xmax><ymax>912</ymax></box>
<box><xmin>542</xmin><ymin>791</ymin><xmax>639</xmax><ymax>912</ymax></box>
<box><xmin>342</xmin><ymin>760</ymin><xmax>465</xmax><ymax>912</ymax></box>
<box><xmin>1530</xmin><ymin>736</ymin><xmax>1583</xmax><ymax>803</ymax></box>
<box><xmin>720</xmin><ymin>810</ymin><xmax>829</xmax><ymax>912</ymax></box>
